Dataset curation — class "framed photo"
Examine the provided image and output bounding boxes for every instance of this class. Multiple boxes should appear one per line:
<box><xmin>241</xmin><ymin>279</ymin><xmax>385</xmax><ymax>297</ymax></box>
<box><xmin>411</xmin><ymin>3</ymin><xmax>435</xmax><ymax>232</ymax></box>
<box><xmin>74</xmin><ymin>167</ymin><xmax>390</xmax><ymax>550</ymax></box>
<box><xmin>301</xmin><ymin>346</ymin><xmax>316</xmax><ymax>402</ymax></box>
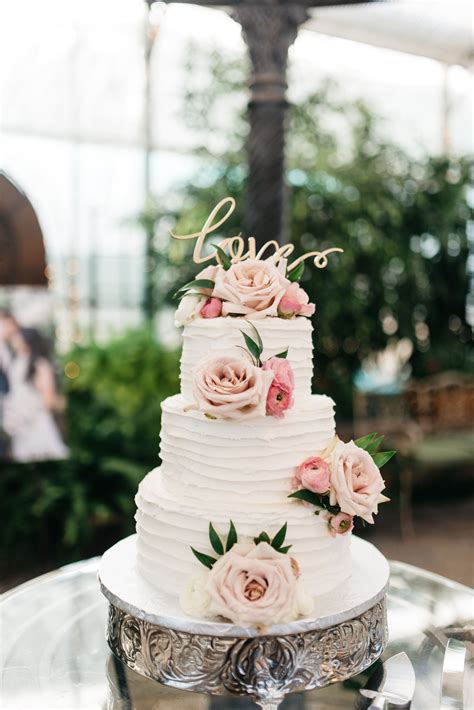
<box><xmin>0</xmin><ymin>286</ymin><xmax>69</xmax><ymax>462</ymax></box>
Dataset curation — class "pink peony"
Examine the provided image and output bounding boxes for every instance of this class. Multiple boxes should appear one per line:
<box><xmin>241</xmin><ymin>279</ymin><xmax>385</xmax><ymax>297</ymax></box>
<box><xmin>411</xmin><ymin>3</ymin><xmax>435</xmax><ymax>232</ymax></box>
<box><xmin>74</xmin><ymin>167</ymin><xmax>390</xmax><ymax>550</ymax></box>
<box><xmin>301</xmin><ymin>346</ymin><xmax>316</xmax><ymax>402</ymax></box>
<box><xmin>262</xmin><ymin>357</ymin><xmax>295</xmax><ymax>418</ymax></box>
<box><xmin>200</xmin><ymin>297</ymin><xmax>222</xmax><ymax>319</ymax></box>
<box><xmin>295</xmin><ymin>456</ymin><xmax>330</xmax><ymax>494</ymax></box>
<box><xmin>206</xmin><ymin>542</ymin><xmax>299</xmax><ymax>627</ymax></box>
<box><xmin>277</xmin><ymin>283</ymin><xmax>315</xmax><ymax>319</ymax></box>
<box><xmin>328</xmin><ymin>512</ymin><xmax>354</xmax><ymax>537</ymax></box>
<box><xmin>329</xmin><ymin>441</ymin><xmax>389</xmax><ymax>523</ymax></box>
<box><xmin>213</xmin><ymin>259</ymin><xmax>289</xmax><ymax>318</ymax></box>
<box><xmin>192</xmin><ymin>354</ymin><xmax>274</xmax><ymax>420</ymax></box>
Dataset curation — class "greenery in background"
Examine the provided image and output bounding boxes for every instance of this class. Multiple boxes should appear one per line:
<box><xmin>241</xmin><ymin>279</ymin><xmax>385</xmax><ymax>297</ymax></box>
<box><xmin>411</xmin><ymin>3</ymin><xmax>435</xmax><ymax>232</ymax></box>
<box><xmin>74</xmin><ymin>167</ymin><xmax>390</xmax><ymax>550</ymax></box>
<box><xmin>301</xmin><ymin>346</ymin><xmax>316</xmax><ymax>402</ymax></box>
<box><xmin>0</xmin><ymin>330</ymin><xmax>179</xmax><ymax>571</ymax></box>
<box><xmin>2</xmin><ymin>46</ymin><xmax>472</xmax><ymax>576</ymax></box>
<box><xmin>151</xmin><ymin>48</ymin><xmax>473</xmax><ymax>416</ymax></box>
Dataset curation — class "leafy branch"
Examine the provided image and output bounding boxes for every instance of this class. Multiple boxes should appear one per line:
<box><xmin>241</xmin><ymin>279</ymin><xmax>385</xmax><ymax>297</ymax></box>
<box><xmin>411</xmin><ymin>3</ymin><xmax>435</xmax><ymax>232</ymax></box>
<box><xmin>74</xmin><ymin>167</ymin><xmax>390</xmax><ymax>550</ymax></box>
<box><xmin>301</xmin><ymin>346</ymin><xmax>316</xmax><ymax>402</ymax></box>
<box><xmin>354</xmin><ymin>432</ymin><xmax>396</xmax><ymax>468</ymax></box>
<box><xmin>288</xmin><ymin>489</ymin><xmax>340</xmax><ymax>515</ymax></box>
<box><xmin>240</xmin><ymin>325</ymin><xmax>288</xmax><ymax>366</ymax></box>
<box><xmin>254</xmin><ymin>522</ymin><xmax>292</xmax><ymax>554</ymax></box>
<box><xmin>191</xmin><ymin>520</ymin><xmax>238</xmax><ymax>569</ymax></box>
<box><xmin>172</xmin><ymin>278</ymin><xmax>215</xmax><ymax>301</ymax></box>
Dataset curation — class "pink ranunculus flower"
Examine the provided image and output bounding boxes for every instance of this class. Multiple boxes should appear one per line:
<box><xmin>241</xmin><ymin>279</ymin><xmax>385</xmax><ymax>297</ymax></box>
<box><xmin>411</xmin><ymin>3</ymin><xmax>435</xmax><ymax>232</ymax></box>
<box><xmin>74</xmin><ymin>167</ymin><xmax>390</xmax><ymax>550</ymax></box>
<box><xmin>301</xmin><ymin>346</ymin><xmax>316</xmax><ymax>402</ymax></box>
<box><xmin>277</xmin><ymin>282</ymin><xmax>315</xmax><ymax>319</ymax></box>
<box><xmin>262</xmin><ymin>357</ymin><xmax>295</xmax><ymax>418</ymax></box>
<box><xmin>206</xmin><ymin>542</ymin><xmax>302</xmax><ymax>627</ymax></box>
<box><xmin>329</xmin><ymin>441</ymin><xmax>389</xmax><ymax>523</ymax></box>
<box><xmin>213</xmin><ymin>259</ymin><xmax>289</xmax><ymax>319</ymax></box>
<box><xmin>295</xmin><ymin>456</ymin><xmax>330</xmax><ymax>494</ymax></box>
<box><xmin>328</xmin><ymin>512</ymin><xmax>354</xmax><ymax>537</ymax></box>
<box><xmin>192</xmin><ymin>354</ymin><xmax>274</xmax><ymax>420</ymax></box>
<box><xmin>200</xmin><ymin>297</ymin><xmax>222</xmax><ymax>319</ymax></box>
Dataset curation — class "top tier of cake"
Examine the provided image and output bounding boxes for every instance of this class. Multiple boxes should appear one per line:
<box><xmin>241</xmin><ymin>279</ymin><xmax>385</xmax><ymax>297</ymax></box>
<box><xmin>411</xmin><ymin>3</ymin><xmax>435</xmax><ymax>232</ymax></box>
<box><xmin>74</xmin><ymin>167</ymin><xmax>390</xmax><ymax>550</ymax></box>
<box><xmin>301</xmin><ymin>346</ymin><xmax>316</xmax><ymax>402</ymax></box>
<box><xmin>180</xmin><ymin>316</ymin><xmax>314</xmax><ymax>404</ymax></box>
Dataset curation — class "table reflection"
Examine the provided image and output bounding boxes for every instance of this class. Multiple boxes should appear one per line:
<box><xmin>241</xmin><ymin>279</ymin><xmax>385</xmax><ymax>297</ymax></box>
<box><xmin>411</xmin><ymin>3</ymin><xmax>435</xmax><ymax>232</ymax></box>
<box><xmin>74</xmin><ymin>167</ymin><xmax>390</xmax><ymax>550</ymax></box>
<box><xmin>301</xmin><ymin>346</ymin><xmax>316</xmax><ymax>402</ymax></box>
<box><xmin>1</xmin><ymin>560</ymin><xmax>472</xmax><ymax>709</ymax></box>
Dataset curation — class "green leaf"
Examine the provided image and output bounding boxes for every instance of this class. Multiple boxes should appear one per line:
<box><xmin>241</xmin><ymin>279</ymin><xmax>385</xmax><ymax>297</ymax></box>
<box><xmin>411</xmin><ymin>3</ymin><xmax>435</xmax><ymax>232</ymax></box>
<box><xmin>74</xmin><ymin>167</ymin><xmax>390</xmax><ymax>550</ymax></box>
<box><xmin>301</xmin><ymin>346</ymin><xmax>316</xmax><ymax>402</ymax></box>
<box><xmin>226</xmin><ymin>520</ymin><xmax>238</xmax><ymax>552</ymax></box>
<box><xmin>278</xmin><ymin>545</ymin><xmax>292</xmax><ymax>554</ymax></box>
<box><xmin>289</xmin><ymin>489</ymin><xmax>340</xmax><ymax>515</ymax></box>
<box><xmin>271</xmin><ymin>522</ymin><xmax>287</xmax><ymax>550</ymax></box>
<box><xmin>241</xmin><ymin>331</ymin><xmax>262</xmax><ymax>365</ymax></box>
<box><xmin>372</xmin><ymin>450</ymin><xmax>396</xmax><ymax>468</ymax></box>
<box><xmin>209</xmin><ymin>522</ymin><xmax>224</xmax><ymax>556</ymax></box>
<box><xmin>365</xmin><ymin>435</ymin><xmax>384</xmax><ymax>454</ymax></box>
<box><xmin>204</xmin><ymin>412</ymin><xmax>217</xmax><ymax>420</ymax></box>
<box><xmin>275</xmin><ymin>348</ymin><xmax>288</xmax><ymax>359</ymax></box>
<box><xmin>288</xmin><ymin>489</ymin><xmax>323</xmax><ymax>506</ymax></box>
<box><xmin>213</xmin><ymin>244</ymin><xmax>232</xmax><ymax>270</ymax></box>
<box><xmin>287</xmin><ymin>261</ymin><xmax>305</xmax><ymax>282</ymax></box>
<box><xmin>248</xmin><ymin>323</ymin><xmax>263</xmax><ymax>353</ymax></box>
<box><xmin>254</xmin><ymin>531</ymin><xmax>271</xmax><ymax>545</ymax></box>
<box><xmin>173</xmin><ymin>279</ymin><xmax>215</xmax><ymax>299</ymax></box>
<box><xmin>191</xmin><ymin>547</ymin><xmax>217</xmax><ymax>569</ymax></box>
<box><xmin>354</xmin><ymin>432</ymin><xmax>377</xmax><ymax>451</ymax></box>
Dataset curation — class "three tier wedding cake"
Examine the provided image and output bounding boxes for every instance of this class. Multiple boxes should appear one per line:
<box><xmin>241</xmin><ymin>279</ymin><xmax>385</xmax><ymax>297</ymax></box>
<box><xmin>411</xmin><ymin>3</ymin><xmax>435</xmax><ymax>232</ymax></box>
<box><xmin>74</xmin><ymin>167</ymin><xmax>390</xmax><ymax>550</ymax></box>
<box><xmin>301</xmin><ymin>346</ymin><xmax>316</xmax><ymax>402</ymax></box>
<box><xmin>134</xmin><ymin>199</ymin><xmax>393</xmax><ymax>631</ymax></box>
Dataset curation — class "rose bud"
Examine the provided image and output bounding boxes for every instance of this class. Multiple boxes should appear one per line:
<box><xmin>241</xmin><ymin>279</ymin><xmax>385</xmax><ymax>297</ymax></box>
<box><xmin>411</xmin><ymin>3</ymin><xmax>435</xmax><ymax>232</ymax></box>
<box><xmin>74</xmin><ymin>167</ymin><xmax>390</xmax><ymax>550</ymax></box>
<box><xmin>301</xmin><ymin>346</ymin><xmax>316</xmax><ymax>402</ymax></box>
<box><xmin>200</xmin><ymin>297</ymin><xmax>222</xmax><ymax>319</ymax></box>
<box><xmin>328</xmin><ymin>512</ymin><xmax>354</xmax><ymax>537</ymax></box>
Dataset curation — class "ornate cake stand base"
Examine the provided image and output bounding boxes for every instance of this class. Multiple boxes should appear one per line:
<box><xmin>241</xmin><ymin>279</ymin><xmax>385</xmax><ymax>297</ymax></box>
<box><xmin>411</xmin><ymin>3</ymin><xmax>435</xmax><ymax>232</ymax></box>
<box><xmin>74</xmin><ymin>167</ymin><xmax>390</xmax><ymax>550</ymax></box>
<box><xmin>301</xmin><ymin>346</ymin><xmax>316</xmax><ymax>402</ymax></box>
<box><xmin>99</xmin><ymin>535</ymin><xmax>389</xmax><ymax>709</ymax></box>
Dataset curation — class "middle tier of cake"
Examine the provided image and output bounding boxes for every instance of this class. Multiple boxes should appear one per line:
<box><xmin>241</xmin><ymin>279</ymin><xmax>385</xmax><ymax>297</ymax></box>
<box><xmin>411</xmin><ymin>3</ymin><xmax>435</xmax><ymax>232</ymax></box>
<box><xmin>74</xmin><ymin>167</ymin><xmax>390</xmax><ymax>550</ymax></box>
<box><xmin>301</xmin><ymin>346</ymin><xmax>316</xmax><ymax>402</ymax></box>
<box><xmin>135</xmin><ymin>393</ymin><xmax>352</xmax><ymax>600</ymax></box>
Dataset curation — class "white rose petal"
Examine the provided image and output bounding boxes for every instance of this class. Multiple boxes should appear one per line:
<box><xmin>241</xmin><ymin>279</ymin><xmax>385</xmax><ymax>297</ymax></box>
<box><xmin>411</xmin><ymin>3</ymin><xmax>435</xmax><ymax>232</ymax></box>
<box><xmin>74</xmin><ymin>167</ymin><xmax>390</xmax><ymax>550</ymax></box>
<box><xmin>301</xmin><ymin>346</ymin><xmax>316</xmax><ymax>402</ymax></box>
<box><xmin>174</xmin><ymin>294</ymin><xmax>207</xmax><ymax>327</ymax></box>
<box><xmin>180</xmin><ymin>570</ymin><xmax>212</xmax><ymax>618</ymax></box>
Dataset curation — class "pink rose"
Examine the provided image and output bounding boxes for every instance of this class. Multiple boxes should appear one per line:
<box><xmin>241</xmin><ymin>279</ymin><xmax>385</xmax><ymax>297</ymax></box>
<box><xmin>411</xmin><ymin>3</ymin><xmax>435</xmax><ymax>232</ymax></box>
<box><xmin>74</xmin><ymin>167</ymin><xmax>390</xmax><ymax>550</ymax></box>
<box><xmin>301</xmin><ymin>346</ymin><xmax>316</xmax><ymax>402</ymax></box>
<box><xmin>295</xmin><ymin>456</ymin><xmax>330</xmax><ymax>494</ymax></box>
<box><xmin>206</xmin><ymin>542</ymin><xmax>300</xmax><ymax>627</ymax></box>
<box><xmin>262</xmin><ymin>357</ymin><xmax>295</xmax><ymax>418</ymax></box>
<box><xmin>278</xmin><ymin>283</ymin><xmax>315</xmax><ymax>319</ymax></box>
<box><xmin>192</xmin><ymin>354</ymin><xmax>274</xmax><ymax>419</ymax></box>
<box><xmin>213</xmin><ymin>259</ymin><xmax>289</xmax><ymax>318</ymax></box>
<box><xmin>329</xmin><ymin>441</ymin><xmax>388</xmax><ymax>523</ymax></box>
<box><xmin>200</xmin><ymin>297</ymin><xmax>222</xmax><ymax>319</ymax></box>
<box><xmin>328</xmin><ymin>512</ymin><xmax>354</xmax><ymax>537</ymax></box>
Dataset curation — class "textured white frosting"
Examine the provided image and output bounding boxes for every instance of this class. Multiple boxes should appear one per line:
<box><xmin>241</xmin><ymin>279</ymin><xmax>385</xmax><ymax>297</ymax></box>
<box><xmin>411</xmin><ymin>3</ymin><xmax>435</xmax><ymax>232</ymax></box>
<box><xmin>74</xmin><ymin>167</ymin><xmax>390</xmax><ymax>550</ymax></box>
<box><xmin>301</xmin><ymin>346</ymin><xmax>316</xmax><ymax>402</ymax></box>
<box><xmin>180</xmin><ymin>316</ymin><xmax>314</xmax><ymax>404</ymax></box>
<box><xmin>135</xmin><ymin>393</ymin><xmax>352</xmax><ymax>599</ymax></box>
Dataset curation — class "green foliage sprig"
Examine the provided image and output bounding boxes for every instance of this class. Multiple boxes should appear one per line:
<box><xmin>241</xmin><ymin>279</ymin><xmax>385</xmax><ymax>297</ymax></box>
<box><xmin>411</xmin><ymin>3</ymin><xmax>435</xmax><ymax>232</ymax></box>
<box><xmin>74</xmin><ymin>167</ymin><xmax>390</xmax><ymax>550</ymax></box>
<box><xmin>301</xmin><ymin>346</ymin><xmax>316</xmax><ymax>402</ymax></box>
<box><xmin>213</xmin><ymin>244</ymin><xmax>232</xmax><ymax>270</ymax></box>
<box><xmin>240</xmin><ymin>325</ymin><xmax>288</xmax><ymax>367</ymax></box>
<box><xmin>354</xmin><ymin>432</ymin><xmax>396</xmax><ymax>468</ymax></box>
<box><xmin>191</xmin><ymin>520</ymin><xmax>238</xmax><ymax>569</ymax></box>
<box><xmin>172</xmin><ymin>279</ymin><xmax>215</xmax><ymax>301</ymax></box>
<box><xmin>254</xmin><ymin>522</ymin><xmax>292</xmax><ymax>554</ymax></box>
<box><xmin>191</xmin><ymin>520</ymin><xmax>291</xmax><ymax>570</ymax></box>
<box><xmin>286</xmin><ymin>261</ymin><xmax>305</xmax><ymax>282</ymax></box>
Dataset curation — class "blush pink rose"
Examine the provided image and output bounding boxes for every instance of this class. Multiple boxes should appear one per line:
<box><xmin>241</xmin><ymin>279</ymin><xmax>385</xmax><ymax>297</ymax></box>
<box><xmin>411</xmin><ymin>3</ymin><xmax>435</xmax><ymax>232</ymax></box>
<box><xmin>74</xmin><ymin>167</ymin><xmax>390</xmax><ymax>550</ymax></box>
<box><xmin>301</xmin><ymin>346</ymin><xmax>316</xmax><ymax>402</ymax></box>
<box><xmin>200</xmin><ymin>297</ymin><xmax>222</xmax><ymax>319</ymax></box>
<box><xmin>206</xmin><ymin>542</ymin><xmax>300</xmax><ymax>627</ymax></box>
<box><xmin>295</xmin><ymin>456</ymin><xmax>330</xmax><ymax>494</ymax></box>
<box><xmin>192</xmin><ymin>354</ymin><xmax>274</xmax><ymax>419</ymax></box>
<box><xmin>328</xmin><ymin>512</ymin><xmax>354</xmax><ymax>537</ymax></box>
<box><xmin>213</xmin><ymin>259</ymin><xmax>289</xmax><ymax>318</ymax></box>
<box><xmin>278</xmin><ymin>283</ymin><xmax>315</xmax><ymax>319</ymax></box>
<box><xmin>262</xmin><ymin>357</ymin><xmax>295</xmax><ymax>418</ymax></box>
<box><xmin>329</xmin><ymin>441</ymin><xmax>389</xmax><ymax>523</ymax></box>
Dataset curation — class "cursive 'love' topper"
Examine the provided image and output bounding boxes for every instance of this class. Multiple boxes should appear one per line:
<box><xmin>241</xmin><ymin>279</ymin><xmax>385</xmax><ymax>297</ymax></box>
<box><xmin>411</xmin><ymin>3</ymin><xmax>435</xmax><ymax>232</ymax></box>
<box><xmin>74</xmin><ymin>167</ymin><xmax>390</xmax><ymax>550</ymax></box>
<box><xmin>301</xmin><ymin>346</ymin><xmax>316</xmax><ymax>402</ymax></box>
<box><xmin>171</xmin><ymin>197</ymin><xmax>343</xmax><ymax>270</ymax></box>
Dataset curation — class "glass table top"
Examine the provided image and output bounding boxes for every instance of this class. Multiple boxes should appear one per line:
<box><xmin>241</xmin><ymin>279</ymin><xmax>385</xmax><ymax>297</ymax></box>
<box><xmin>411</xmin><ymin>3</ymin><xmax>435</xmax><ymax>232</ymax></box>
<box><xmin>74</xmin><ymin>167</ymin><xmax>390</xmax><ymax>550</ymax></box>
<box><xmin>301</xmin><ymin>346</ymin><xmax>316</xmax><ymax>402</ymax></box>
<box><xmin>1</xmin><ymin>557</ymin><xmax>473</xmax><ymax>709</ymax></box>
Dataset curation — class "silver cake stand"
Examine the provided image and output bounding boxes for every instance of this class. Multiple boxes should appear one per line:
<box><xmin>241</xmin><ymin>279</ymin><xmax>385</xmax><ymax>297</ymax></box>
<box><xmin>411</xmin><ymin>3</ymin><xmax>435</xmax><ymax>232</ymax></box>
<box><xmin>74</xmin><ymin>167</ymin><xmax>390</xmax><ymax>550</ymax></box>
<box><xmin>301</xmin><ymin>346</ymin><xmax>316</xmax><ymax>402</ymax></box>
<box><xmin>99</xmin><ymin>535</ymin><xmax>389</xmax><ymax>709</ymax></box>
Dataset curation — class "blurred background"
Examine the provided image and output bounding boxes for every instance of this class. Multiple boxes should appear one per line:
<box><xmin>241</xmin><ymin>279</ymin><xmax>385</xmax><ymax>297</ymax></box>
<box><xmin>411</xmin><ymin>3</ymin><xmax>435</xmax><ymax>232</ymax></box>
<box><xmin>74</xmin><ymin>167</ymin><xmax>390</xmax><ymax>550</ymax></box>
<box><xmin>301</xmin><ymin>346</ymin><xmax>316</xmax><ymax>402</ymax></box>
<box><xmin>0</xmin><ymin>0</ymin><xmax>472</xmax><ymax>590</ymax></box>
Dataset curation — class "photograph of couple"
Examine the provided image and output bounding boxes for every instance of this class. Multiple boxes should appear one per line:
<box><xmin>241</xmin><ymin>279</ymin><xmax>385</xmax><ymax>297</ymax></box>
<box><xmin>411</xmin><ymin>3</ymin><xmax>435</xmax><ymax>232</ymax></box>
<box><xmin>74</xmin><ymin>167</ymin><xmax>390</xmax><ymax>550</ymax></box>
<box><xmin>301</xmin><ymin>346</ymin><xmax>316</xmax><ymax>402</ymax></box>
<box><xmin>0</xmin><ymin>299</ymin><xmax>68</xmax><ymax>463</ymax></box>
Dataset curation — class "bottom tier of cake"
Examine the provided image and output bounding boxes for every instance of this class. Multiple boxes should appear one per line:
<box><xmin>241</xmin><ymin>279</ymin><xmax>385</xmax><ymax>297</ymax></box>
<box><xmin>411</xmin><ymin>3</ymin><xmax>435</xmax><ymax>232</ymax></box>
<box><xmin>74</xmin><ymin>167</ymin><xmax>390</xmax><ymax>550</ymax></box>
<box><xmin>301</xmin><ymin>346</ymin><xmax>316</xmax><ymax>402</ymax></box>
<box><xmin>135</xmin><ymin>467</ymin><xmax>352</xmax><ymax>602</ymax></box>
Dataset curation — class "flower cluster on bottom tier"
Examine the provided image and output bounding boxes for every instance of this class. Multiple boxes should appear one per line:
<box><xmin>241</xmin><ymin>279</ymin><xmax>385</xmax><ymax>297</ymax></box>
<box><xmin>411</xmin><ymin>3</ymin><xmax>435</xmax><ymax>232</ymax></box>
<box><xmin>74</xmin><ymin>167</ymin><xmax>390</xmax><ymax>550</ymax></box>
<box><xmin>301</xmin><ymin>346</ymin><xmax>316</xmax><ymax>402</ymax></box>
<box><xmin>135</xmin><ymin>393</ymin><xmax>352</xmax><ymax>603</ymax></box>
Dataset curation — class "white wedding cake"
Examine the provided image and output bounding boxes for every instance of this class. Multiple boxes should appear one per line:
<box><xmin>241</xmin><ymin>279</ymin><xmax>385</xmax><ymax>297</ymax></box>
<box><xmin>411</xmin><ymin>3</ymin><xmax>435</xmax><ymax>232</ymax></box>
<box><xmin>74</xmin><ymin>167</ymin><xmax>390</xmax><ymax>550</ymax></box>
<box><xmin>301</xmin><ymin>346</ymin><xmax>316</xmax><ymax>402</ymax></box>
<box><xmin>134</xmin><ymin>206</ymin><xmax>392</xmax><ymax>630</ymax></box>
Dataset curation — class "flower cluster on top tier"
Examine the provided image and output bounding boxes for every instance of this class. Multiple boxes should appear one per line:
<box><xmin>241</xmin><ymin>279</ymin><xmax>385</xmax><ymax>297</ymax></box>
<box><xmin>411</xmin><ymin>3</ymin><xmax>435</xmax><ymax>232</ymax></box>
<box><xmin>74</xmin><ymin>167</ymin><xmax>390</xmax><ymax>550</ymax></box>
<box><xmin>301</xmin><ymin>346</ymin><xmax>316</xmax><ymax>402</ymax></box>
<box><xmin>175</xmin><ymin>257</ymin><xmax>315</xmax><ymax>326</ymax></box>
<box><xmin>180</xmin><ymin>521</ymin><xmax>313</xmax><ymax>629</ymax></box>
<box><xmin>290</xmin><ymin>434</ymin><xmax>394</xmax><ymax>531</ymax></box>
<box><xmin>190</xmin><ymin>326</ymin><xmax>295</xmax><ymax>420</ymax></box>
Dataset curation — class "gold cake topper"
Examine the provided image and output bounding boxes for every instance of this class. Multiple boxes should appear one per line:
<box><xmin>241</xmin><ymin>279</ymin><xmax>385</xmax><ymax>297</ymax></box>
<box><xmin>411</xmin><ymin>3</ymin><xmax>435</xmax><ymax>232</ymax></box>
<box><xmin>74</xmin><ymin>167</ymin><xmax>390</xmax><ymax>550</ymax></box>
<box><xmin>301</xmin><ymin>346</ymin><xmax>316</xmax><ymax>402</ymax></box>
<box><xmin>171</xmin><ymin>197</ymin><xmax>343</xmax><ymax>270</ymax></box>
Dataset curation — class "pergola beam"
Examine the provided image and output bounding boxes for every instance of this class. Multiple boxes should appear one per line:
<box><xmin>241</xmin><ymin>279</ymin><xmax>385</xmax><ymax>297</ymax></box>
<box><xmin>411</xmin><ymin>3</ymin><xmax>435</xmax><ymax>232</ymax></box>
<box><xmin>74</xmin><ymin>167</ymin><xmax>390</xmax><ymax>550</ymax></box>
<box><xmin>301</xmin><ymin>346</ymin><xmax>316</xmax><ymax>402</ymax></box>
<box><xmin>160</xmin><ymin>1</ymin><xmax>377</xmax><ymax>245</ymax></box>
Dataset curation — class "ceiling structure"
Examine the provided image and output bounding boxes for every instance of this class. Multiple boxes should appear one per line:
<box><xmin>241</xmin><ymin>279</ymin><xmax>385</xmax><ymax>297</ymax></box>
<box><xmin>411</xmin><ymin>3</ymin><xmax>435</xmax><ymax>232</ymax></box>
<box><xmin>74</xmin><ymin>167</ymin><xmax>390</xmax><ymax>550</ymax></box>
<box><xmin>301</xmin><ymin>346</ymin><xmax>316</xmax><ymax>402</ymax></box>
<box><xmin>306</xmin><ymin>0</ymin><xmax>474</xmax><ymax>69</ymax></box>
